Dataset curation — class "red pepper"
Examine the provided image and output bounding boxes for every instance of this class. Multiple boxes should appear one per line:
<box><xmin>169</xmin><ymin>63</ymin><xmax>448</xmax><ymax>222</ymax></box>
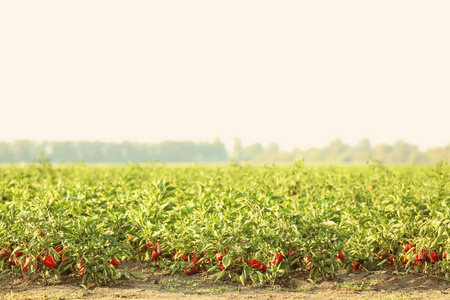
<box><xmin>42</xmin><ymin>254</ymin><xmax>57</xmax><ymax>269</ymax></box>
<box><xmin>23</xmin><ymin>257</ymin><xmax>33</xmax><ymax>271</ymax></box>
<box><xmin>259</xmin><ymin>264</ymin><xmax>267</xmax><ymax>273</ymax></box>
<box><xmin>76</xmin><ymin>262</ymin><xmax>83</xmax><ymax>269</ymax></box>
<box><xmin>352</xmin><ymin>262</ymin><xmax>363</xmax><ymax>271</ymax></box>
<box><xmin>109</xmin><ymin>256</ymin><xmax>120</xmax><ymax>268</ymax></box>
<box><xmin>76</xmin><ymin>262</ymin><xmax>85</xmax><ymax>277</ymax></box>
<box><xmin>272</xmin><ymin>253</ymin><xmax>283</xmax><ymax>265</ymax></box>
<box><xmin>174</xmin><ymin>250</ymin><xmax>188</xmax><ymax>261</ymax></box>
<box><xmin>38</xmin><ymin>230</ymin><xmax>44</xmax><ymax>237</ymax></box>
<box><xmin>152</xmin><ymin>249</ymin><xmax>159</xmax><ymax>260</ymax></box>
<box><xmin>430</xmin><ymin>251</ymin><xmax>439</xmax><ymax>263</ymax></box>
<box><xmin>306</xmin><ymin>261</ymin><xmax>313</xmax><ymax>272</ymax></box>
<box><xmin>8</xmin><ymin>255</ymin><xmax>16</xmax><ymax>265</ymax></box>
<box><xmin>249</xmin><ymin>258</ymin><xmax>261</xmax><ymax>268</ymax></box>
<box><xmin>216</xmin><ymin>252</ymin><xmax>223</xmax><ymax>261</ymax></box>
<box><xmin>378</xmin><ymin>250</ymin><xmax>389</xmax><ymax>260</ymax></box>
<box><xmin>416</xmin><ymin>251</ymin><xmax>426</xmax><ymax>262</ymax></box>
<box><xmin>336</xmin><ymin>251</ymin><xmax>345</xmax><ymax>261</ymax></box>
<box><xmin>54</xmin><ymin>247</ymin><xmax>69</xmax><ymax>261</ymax></box>
<box><xmin>190</xmin><ymin>256</ymin><xmax>199</xmax><ymax>264</ymax></box>
<box><xmin>185</xmin><ymin>265</ymin><xmax>200</xmax><ymax>275</ymax></box>
<box><xmin>402</xmin><ymin>243</ymin><xmax>414</xmax><ymax>252</ymax></box>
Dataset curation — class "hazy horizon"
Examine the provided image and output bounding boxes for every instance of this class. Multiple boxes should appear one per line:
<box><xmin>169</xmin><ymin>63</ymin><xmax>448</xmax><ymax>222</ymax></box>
<box><xmin>1</xmin><ymin>1</ymin><xmax>449</xmax><ymax>153</ymax></box>
<box><xmin>1</xmin><ymin>137</ymin><xmax>449</xmax><ymax>153</ymax></box>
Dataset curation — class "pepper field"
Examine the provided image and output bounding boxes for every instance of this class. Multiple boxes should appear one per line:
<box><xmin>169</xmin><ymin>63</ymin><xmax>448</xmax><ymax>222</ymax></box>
<box><xmin>0</xmin><ymin>160</ymin><xmax>449</xmax><ymax>294</ymax></box>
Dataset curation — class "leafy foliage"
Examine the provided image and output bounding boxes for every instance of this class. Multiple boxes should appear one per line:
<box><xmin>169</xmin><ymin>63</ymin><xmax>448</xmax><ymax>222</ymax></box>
<box><xmin>0</xmin><ymin>161</ymin><xmax>449</xmax><ymax>286</ymax></box>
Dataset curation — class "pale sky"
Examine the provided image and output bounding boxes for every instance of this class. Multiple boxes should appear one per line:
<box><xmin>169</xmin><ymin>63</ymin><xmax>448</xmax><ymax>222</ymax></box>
<box><xmin>1</xmin><ymin>1</ymin><xmax>449</xmax><ymax>151</ymax></box>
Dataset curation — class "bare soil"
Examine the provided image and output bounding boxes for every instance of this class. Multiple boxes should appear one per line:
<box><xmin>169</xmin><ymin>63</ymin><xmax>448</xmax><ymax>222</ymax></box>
<box><xmin>1</xmin><ymin>261</ymin><xmax>450</xmax><ymax>300</ymax></box>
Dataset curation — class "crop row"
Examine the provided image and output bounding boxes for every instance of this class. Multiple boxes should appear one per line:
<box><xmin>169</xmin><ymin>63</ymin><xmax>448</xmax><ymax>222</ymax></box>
<box><xmin>0</xmin><ymin>160</ymin><xmax>449</xmax><ymax>286</ymax></box>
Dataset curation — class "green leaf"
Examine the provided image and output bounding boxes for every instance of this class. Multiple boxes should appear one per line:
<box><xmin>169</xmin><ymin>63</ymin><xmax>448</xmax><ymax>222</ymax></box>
<box><xmin>215</xmin><ymin>270</ymin><xmax>226</xmax><ymax>282</ymax></box>
<box><xmin>239</xmin><ymin>272</ymin><xmax>246</xmax><ymax>286</ymax></box>
<box><xmin>256</xmin><ymin>271</ymin><xmax>265</xmax><ymax>284</ymax></box>
<box><xmin>222</xmin><ymin>255</ymin><xmax>231</xmax><ymax>268</ymax></box>
<box><xmin>207</xmin><ymin>265</ymin><xmax>219</xmax><ymax>272</ymax></box>
<box><xmin>377</xmin><ymin>258</ymin><xmax>387</xmax><ymax>266</ymax></box>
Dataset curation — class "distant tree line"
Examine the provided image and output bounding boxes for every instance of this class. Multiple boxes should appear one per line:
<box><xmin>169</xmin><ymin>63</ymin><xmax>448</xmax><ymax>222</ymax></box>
<box><xmin>0</xmin><ymin>139</ymin><xmax>227</xmax><ymax>163</ymax></box>
<box><xmin>232</xmin><ymin>138</ymin><xmax>449</xmax><ymax>164</ymax></box>
<box><xmin>0</xmin><ymin>138</ymin><xmax>448</xmax><ymax>164</ymax></box>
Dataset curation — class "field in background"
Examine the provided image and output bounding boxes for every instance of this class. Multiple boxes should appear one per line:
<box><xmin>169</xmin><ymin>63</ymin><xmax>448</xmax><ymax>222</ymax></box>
<box><xmin>0</xmin><ymin>160</ymin><xmax>449</xmax><ymax>298</ymax></box>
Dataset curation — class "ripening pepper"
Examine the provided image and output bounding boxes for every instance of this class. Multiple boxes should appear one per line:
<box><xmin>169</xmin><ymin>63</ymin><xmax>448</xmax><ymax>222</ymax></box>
<box><xmin>185</xmin><ymin>265</ymin><xmax>200</xmax><ymax>275</ymax></box>
<box><xmin>306</xmin><ymin>261</ymin><xmax>313</xmax><ymax>272</ymax></box>
<box><xmin>216</xmin><ymin>252</ymin><xmax>223</xmax><ymax>261</ymax></box>
<box><xmin>378</xmin><ymin>250</ymin><xmax>389</xmax><ymax>260</ymax></box>
<box><xmin>272</xmin><ymin>253</ymin><xmax>283</xmax><ymax>265</ymax></box>
<box><xmin>152</xmin><ymin>249</ymin><xmax>159</xmax><ymax>260</ymax></box>
<box><xmin>402</xmin><ymin>243</ymin><xmax>414</xmax><ymax>252</ymax></box>
<box><xmin>430</xmin><ymin>251</ymin><xmax>440</xmax><ymax>263</ymax></box>
<box><xmin>109</xmin><ymin>256</ymin><xmax>120</xmax><ymax>268</ymax></box>
<box><xmin>259</xmin><ymin>264</ymin><xmax>267</xmax><ymax>273</ymax></box>
<box><xmin>23</xmin><ymin>256</ymin><xmax>35</xmax><ymax>271</ymax></box>
<box><xmin>249</xmin><ymin>258</ymin><xmax>261</xmax><ymax>268</ymax></box>
<box><xmin>42</xmin><ymin>254</ymin><xmax>57</xmax><ymax>269</ymax></box>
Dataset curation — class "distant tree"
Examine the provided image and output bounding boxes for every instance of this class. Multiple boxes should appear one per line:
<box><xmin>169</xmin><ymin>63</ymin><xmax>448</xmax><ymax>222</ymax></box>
<box><xmin>426</xmin><ymin>145</ymin><xmax>450</xmax><ymax>164</ymax></box>
<box><xmin>0</xmin><ymin>142</ymin><xmax>11</xmax><ymax>163</ymax></box>
<box><xmin>324</xmin><ymin>139</ymin><xmax>349</xmax><ymax>162</ymax></box>
<box><xmin>351</xmin><ymin>139</ymin><xmax>372</xmax><ymax>162</ymax></box>
<box><xmin>391</xmin><ymin>140</ymin><xmax>416</xmax><ymax>164</ymax></box>
<box><xmin>232</xmin><ymin>138</ymin><xmax>243</xmax><ymax>161</ymax></box>
<box><xmin>242</xmin><ymin>143</ymin><xmax>264</xmax><ymax>161</ymax></box>
<box><xmin>372</xmin><ymin>144</ymin><xmax>392</xmax><ymax>163</ymax></box>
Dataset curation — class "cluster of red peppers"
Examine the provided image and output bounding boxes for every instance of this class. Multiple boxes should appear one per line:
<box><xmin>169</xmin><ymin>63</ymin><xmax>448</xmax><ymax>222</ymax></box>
<box><xmin>171</xmin><ymin>249</ymin><xmax>202</xmax><ymax>275</ymax></box>
<box><xmin>0</xmin><ymin>231</ymin><xmax>123</xmax><ymax>277</ymax></box>
<box><xmin>8</xmin><ymin>232</ymin><xmax>448</xmax><ymax>280</ymax></box>
<box><xmin>1</xmin><ymin>246</ymin><xmax>63</xmax><ymax>272</ymax></box>
<box><xmin>402</xmin><ymin>242</ymin><xmax>446</xmax><ymax>267</ymax></box>
<box><xmin>348</xmin><ymin>242</ymin><xmax>447</xmax><ymax>272</ymax></box>
<box><xmin>130</xmin><ymin>236</ymin><xmax>203</xmax><ymax>275</ymax></box>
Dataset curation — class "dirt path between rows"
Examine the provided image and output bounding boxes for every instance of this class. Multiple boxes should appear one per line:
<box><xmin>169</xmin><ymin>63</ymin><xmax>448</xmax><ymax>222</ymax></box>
<box><xmin>1</xmin><ymin>261</ymin><xmax>450</xmax><ymax>300</ymax></box>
